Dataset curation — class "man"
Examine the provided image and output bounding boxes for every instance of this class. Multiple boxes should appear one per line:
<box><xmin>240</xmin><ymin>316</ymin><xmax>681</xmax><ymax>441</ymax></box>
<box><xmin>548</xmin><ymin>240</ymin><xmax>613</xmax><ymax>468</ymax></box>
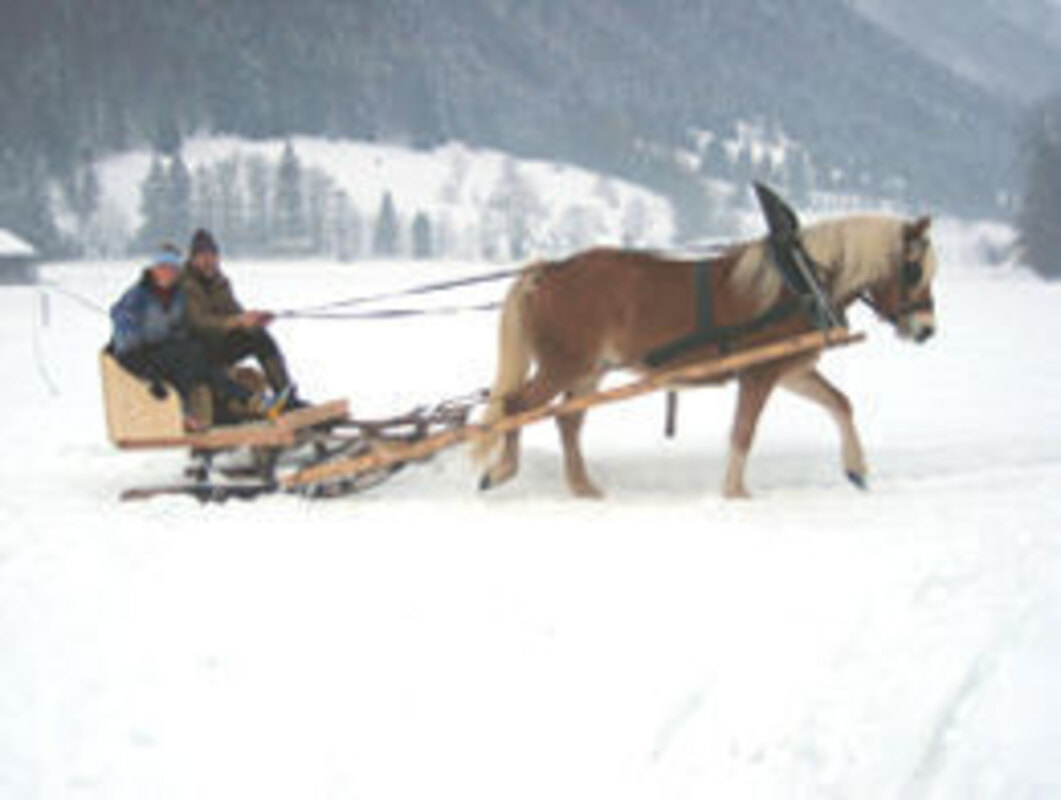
<box><xmin>110</xmin><ymin>250</ymin><xmax>216</xmax><ymax>430</ymax></box>
<box><xmin>181</xmin><ymin>228</ymin><xmax>304</xmax><ymax>410</ymax></box>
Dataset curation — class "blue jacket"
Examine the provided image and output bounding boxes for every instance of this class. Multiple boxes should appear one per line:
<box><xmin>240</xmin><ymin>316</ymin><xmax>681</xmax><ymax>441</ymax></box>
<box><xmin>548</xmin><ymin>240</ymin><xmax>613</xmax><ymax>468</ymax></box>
<box><xmin>110</xmin><ymin>273</ymin><xmax>189</xmax><ymax>355</ymax></box>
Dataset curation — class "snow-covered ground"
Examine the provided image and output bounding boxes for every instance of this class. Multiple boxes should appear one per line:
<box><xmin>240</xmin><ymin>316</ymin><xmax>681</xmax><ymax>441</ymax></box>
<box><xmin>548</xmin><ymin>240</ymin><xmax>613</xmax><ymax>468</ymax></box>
<box><xmin>2</xmin><ymin>220</ymin><xmax>1060</xmax><ymax>799</ymax></box>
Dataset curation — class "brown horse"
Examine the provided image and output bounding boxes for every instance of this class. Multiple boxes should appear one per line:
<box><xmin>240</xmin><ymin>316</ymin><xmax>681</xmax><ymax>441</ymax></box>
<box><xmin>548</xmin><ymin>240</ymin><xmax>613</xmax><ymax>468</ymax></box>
<box><xmin>474</xmin><ymin>214</ymin><xmax>938</xmax><ymax>498</ymax></box>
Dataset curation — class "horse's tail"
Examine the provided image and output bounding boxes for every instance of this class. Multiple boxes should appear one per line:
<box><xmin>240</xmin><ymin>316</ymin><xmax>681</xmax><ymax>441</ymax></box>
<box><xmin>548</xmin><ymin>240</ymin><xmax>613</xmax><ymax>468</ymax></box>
<box><xmin>472</xmin><ymin>263</ymin><xmax>540</xmax><ymax>464</ymax></box>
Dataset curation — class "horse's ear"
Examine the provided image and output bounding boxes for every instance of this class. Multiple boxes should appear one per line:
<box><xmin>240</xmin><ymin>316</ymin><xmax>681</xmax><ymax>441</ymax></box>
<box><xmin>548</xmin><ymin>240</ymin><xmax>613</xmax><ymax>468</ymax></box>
<box><xmin>905</xmin><ymin>216</ymin><xmax>932</xmax><ymax>241</ymax></box>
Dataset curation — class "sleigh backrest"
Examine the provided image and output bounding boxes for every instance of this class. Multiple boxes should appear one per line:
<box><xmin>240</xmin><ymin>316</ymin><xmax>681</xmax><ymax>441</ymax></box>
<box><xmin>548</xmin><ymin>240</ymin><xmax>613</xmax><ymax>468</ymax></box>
<box><xmin>99</xmin><ymin>349</ymin><xmax>185</xmax><ymax>447</ymax></box>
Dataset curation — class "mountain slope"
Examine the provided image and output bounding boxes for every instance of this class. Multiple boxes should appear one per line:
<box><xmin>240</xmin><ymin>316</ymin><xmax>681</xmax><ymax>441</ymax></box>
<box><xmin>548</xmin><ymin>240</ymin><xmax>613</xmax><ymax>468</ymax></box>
<box><xmin>851</xmin><ymin>0</ymin><xmax>1061</xmax><ymax>104</ymax></box>
<box><xmin>0</xmin><ymin>0</ymin><xmax>1020</xmax><ymax>252</ymax></box>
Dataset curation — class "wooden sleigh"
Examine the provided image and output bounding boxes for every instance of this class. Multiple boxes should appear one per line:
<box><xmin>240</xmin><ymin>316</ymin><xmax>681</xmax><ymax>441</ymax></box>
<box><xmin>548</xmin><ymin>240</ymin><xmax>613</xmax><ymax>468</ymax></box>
<box><xmin>100</xmin><ymin>349</ymin><xmax>478</xmax><ymax>501</ymax></box>
<box><xmin>101</xmin><ymin>349</ymin><xmax>352</xmax><ymax>500</ymax></box>
<box><xmin>101</xmin><ymin>329</ymin><xmax>863</xmax><ymax>502</ymax></box>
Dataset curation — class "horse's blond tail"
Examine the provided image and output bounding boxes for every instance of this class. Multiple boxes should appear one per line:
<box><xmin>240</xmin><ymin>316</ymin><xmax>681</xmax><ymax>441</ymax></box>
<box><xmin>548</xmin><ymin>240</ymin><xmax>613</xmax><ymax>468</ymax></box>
<box><xmin>472</xmin><ymin>266</ymin><xmax>538</xmax><ymax>464</ymax></box>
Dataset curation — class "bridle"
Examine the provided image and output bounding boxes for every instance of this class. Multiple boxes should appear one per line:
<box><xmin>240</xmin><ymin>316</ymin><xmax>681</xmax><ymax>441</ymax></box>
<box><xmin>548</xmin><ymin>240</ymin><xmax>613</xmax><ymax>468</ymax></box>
<box><xmin>858</xmin><ymin>235</ymin><xmax>934</xmax><ymax>325</ymax></box>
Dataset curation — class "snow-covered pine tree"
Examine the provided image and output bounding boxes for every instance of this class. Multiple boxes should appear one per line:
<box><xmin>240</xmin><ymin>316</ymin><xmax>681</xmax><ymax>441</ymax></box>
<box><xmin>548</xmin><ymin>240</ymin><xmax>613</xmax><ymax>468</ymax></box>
<box><xmin>274</xmin><ymin>141</ymin><xmax>310</xmax><ymax>254</ymax></box>
<box><xmin>167</xmin><ymin>154</ymin><xmax>193</xmax><ymax>247</ymax></box>
<box><xmin>411</xmin><ymin>211</ymin><xmax>433</xmax><ymax>259</ymax></box>
<box><xmin>244</xmin><ymin>155</ymin><xmax>272</xmax><ymax>255</ymax></box>
<box><xmin>136</xmin><ymin>154</ymin><xmax>169</xmax><ymax>251</ymax></box>
<box><xmin>1018</xmin><ymin>94</ymin><xmax>1061</xmax><ymax>279</ymax></box>
<box><xmin>372</xmin><ymin>190</ymin><xmax>400</xmax><ymax>257</ymax></box>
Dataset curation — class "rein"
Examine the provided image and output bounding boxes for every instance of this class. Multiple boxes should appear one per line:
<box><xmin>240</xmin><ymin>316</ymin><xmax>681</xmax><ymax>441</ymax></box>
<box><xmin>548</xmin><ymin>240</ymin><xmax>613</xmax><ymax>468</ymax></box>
<box><xmin>277</xmin><ymin>300</ymin><xmax>501</xmax><ymax>320</ymax></box>
<box><xmin>274</xmin><ymin>266</ymin><xmax>523</xmax><ymax>320</ymax></box>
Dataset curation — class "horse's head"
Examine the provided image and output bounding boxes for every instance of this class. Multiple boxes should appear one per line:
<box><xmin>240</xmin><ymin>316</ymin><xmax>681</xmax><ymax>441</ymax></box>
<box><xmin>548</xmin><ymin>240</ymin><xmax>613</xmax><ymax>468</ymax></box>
<box><xmin>861</xmin><ymin>216</ymin><xmax>938</xmax><ymax>343</ymax></box>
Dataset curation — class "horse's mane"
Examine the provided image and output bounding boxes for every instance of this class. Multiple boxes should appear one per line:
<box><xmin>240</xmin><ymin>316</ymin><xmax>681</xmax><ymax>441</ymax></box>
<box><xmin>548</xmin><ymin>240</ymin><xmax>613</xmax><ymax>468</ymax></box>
<box><xmin>730</xmin><ymin>215</ymin><xmax>926</xmax><ymax>310</ymax></box>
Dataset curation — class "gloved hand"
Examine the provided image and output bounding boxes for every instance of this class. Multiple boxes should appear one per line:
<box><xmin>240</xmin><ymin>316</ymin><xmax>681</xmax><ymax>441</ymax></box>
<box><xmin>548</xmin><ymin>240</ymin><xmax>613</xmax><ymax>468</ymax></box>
<box><xmin>149</xmin><ymin>378</ymin><xmax>169</xmax><ymax>400</ymax></box>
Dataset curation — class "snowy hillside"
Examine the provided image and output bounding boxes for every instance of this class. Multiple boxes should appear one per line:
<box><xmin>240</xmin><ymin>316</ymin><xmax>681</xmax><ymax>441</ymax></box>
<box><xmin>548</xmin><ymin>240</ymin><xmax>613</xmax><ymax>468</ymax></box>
<box><xmin>2</xmin><ymin>219</ymin><xmax>1060</xmax><ymax>798</ymax></box>
<box><xmin>71</xmin><ymin>136</ymin><xmax>676</xmax><ymax>261</ymax></box>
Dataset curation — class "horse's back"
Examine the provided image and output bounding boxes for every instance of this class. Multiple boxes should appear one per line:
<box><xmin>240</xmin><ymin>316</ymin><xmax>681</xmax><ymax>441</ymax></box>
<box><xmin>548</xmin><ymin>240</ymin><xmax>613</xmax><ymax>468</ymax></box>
<box><xmin>518</xmin><ymin>248</ymin><xmax>704</xmax><ymax>367</ymax></box>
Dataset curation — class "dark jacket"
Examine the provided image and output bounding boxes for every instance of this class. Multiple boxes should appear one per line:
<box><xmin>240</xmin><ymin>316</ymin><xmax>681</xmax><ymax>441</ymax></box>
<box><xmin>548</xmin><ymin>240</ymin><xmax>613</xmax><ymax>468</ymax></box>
<box><xmin>181</xmin><ymin>267</ymin><xmax>243</xmax><ymax>342</ymax></box>
<box><xmin>110</xmin><ymin>272</ymin><xmax>189</xmax><ymax>355</ymax></box>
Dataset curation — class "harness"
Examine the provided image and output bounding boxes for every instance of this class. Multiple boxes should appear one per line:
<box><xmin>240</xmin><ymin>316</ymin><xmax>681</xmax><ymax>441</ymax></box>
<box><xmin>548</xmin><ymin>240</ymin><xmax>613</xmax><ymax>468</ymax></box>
<box><xmin>643</xmin><ymin>261</ymin><xmax>805</xmax><ymax>367</ymax></box>
<box><xmin>857</xmin><ymin>242</ymin><xmax>935</xmax><ymax>323</ymax></box>
<box><xmin>646</xmin><ymin>182</ymin><xmax>842</xmax><ymax>368</ymax></box>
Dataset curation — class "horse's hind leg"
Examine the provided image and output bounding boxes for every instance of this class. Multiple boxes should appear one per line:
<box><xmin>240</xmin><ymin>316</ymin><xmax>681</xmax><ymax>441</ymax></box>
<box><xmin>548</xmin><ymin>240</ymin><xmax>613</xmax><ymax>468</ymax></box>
<box><xmin>479</xmin><ymin>370</ymin><xmax>563</xmax><ymax>491</ymax></box>
<box><xmin>781</xmin><ymin>367</ymin><xmax>868</xmax><ymax>489</ymax></box>
<box><xmin>557</xmin><ymin>376</ymin><xmax>603</xmax><ymax>499</ymax></box>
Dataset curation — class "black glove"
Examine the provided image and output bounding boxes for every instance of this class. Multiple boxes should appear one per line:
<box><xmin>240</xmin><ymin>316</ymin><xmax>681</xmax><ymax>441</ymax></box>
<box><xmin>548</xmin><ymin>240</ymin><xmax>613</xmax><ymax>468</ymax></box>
<box><xmin>149</xmin><ymin>378</ymin><xmax>169</xmax><ymax>400</ymax></box>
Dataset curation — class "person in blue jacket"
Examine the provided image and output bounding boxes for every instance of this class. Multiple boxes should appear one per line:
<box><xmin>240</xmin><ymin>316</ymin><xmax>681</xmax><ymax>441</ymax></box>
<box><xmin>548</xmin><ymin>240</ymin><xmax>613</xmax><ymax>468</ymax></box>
<box><xmin>110</xmin><ymin>249</ymin><xmax>217</xmax><ymax>430</ymax></box>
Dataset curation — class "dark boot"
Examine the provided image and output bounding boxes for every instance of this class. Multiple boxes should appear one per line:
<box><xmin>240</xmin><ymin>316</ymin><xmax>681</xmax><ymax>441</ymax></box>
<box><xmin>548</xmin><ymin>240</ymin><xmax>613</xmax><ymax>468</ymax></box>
<box><xmin>186</xmin><ymin>383</ymin><xmax>215</xmax><ymax>431</ymax></box>
<box><xmin>260</xmin><ymin>353</ymin><xmax>292</xmax><ymax>394</ymax></box>
<box><xmin>261</xmin><ymin>352</ymin><xmax>309</xmax><ymax>411</ymax></box>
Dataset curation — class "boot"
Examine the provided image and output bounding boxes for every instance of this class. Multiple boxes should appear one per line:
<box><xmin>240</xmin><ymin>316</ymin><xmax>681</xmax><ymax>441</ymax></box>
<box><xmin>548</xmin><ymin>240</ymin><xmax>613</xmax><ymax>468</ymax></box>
<box><xmin>261</xmin><ymin>353</ymin><xmax>292</xmax><ymax>395</ymax></box>
<box><xmin>261</xmin><ymin>352</ymin><xmax>309</xmax><ymax>413</ymax></box>
<box><xmin>185</xmin><ymin>383</ymin><xmax>215</xmax><ymax>431</ymax></box>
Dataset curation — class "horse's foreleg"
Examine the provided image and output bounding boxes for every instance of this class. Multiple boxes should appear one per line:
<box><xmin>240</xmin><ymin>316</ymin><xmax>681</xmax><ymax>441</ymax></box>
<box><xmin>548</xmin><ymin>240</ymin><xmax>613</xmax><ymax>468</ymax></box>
<box><xmin>781</xmin><ymin>368</ymin><xmax>868</xmax><ymax>489</ymax></box>
<box><xmin>557</xmin><ymin>377</ymin><xmax>603</xmax><ymax>499</ymax></box>
<box><xmin>724</xmin><ymin>370</ymin><xmax>780</xmax><ymax>499</ymax></box>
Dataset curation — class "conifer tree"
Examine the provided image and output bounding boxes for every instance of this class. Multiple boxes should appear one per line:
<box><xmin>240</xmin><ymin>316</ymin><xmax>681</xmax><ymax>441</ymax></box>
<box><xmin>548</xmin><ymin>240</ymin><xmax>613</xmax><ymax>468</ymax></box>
<box><xmin>1018</xmin><ymin>95</ymin><xmax>1061</xmax><ymax>278</ymax></box>
<box><xmin>136</xmin><ymin>154</ymin><xmax>169</xmax><ymax>250</ymax></box>
<box><xmin>411</xmin><ymin>211</ymin><xmax>433</xmax><ymax>259</ymax></box>
<box><xmin>167</xmin><ymin>154</ymin><xmax>193</xmax><ymax>242</ymax></box>
<box><xmin>244</xmin><ymin>155</ymin><xmax>271</xmax><ymax>253</ymax></box>
<box><xmin>274</xmin><ymin>141</ymin><xmax>308</xmax><ymax>250</ymax></box>
<box><xmin>372</xmin><ymin>190</ymin><xmax>400</xmax><ymax>257</ymax></box>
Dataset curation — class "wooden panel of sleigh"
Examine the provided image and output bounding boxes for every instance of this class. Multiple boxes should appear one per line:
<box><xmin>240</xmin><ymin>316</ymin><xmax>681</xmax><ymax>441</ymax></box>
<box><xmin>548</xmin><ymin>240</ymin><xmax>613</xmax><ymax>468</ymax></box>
<box><xmin>102</xmin><ymin>184</ymin><xmax>939</xmax><ymax>502</ymax></box>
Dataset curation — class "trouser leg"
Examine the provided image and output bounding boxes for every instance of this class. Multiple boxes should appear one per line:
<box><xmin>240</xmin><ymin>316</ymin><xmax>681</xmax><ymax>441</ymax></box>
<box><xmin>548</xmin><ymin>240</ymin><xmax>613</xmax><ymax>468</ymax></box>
<box><xmin>209</xmin><ymin>330</ymin><xmax>292</xmax><ymax>393</ymax></box>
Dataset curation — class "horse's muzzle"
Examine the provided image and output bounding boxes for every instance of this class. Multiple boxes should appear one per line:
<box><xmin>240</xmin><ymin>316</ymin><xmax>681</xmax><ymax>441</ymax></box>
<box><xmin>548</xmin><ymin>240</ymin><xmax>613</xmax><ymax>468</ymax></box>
<box><xmin>902</xmin><ymin>309</ymin><xmax>936</xmax><ymax>344</ymax></box>
<box><xmin>913</xmin><ymin>325</ymin><xmax>935</xmax><ymax>344</ymax></box>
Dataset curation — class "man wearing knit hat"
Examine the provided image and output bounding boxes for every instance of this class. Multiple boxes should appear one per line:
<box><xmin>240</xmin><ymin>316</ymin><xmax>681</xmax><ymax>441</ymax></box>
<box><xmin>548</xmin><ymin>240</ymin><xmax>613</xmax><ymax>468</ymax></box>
<box><xmin>181</xmin><ymin>228</ymin><xmax>304</xmax><ymax>411</ymax></box>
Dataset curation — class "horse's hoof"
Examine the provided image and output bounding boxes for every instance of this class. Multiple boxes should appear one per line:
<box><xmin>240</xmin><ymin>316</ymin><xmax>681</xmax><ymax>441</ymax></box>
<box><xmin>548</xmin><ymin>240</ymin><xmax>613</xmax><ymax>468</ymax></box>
<box><xmin>723</xmin><ymin>486</ymin><xmax>752</xmax><ymax>500</ymax></box>
<box><xmin>572</xmin><ymin>484</ymin><xmax>605</xmax><ymax>500</ymax></box>
<box><xmin>846</xmin><ymin>470</ymin><xmax>869</xmax><ymax>491</ymax></box>
<box><xmin>479</xmin><ymin>473</ymin><xmax>494</xmax><ymax>492</ymax></box>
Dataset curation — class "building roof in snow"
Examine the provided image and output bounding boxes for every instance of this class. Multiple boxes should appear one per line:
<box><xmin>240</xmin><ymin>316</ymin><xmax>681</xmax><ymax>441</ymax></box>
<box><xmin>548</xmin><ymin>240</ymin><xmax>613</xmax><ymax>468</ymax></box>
<box><xmin>0</xmin><ymin>229</ymin><xmax>36</xmax><ymax>258</ymax></box>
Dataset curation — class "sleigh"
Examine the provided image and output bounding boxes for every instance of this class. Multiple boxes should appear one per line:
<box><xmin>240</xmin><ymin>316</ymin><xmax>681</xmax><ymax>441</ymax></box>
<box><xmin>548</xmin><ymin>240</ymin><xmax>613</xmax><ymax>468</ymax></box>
<box><xmin>100</xmin><ymin>348</ymin><xmax>486</xmax><ymax>501</ymax></box>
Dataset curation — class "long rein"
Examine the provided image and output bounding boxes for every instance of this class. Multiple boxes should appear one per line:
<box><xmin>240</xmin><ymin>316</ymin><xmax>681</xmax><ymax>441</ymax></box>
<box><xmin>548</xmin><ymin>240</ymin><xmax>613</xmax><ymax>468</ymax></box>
<box><xmin>272</xmin><ymin>265</ymin><xmax>526</xmax><ymax>321</ymax></box>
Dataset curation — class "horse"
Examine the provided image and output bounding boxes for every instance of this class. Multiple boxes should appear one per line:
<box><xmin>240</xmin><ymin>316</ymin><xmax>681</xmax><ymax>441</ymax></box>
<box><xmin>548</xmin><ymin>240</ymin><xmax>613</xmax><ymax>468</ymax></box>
<box><xmin>473</xmin><ymin>213</ymin><xmax>938</xmax><ymax>498</ymax></box>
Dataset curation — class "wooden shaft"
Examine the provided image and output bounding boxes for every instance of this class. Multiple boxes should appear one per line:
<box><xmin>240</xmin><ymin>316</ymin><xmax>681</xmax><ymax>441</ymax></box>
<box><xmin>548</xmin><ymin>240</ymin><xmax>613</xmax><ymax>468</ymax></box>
<box><xmin>283</xmin><ymin>328</ymin><xmax>864</xmax><ymax>489</ymax></box>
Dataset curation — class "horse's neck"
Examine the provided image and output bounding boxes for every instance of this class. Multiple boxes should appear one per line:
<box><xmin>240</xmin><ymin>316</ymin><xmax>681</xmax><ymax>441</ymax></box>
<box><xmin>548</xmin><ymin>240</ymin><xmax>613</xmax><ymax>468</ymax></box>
<box><xmin>803</xmin><ymin>217</ymin><xmax>899</xmax><ymax>302</ymax></box>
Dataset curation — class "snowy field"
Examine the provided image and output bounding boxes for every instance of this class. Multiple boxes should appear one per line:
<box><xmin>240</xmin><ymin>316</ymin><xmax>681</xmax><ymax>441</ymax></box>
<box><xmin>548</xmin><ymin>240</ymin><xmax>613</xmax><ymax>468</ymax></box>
<box><xmin>2</xmin><ymin>220</ymin><xmax>1061</xmax><ymax>799</ymax></box>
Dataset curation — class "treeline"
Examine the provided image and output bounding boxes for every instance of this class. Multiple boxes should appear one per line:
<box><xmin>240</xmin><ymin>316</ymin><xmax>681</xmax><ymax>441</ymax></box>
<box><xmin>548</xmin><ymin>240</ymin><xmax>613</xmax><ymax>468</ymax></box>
<box><xmin>135</xmin><ymin>142</ymin><xmax>369</xmax><ymax>260</ymax></box>
<box><xmin>1017</xmin><ymin>94</ymin><xmax>1061</xmax><ymax>279</ymax></box>
<box><xmin>125</xmin><ymin>143</ymin><xmax>660</xmax><ymax>262</ymax></box>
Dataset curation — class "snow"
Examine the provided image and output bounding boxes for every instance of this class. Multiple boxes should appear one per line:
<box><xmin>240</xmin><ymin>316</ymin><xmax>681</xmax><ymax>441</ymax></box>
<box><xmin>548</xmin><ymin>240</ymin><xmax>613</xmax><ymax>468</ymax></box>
<box><xmin>85</xmin><ymin>136</ymin><xmax>675</xmax><ymax>258</ymax></box>
<box><xmin>2</xmin><ymin>219</ymin><xmax>1061</xmax><ymax>799</ymax></box>
<box><xmin>0</xmin><ymin>229</ymin><xmax>36</xmax><ymax>258</ymax></box>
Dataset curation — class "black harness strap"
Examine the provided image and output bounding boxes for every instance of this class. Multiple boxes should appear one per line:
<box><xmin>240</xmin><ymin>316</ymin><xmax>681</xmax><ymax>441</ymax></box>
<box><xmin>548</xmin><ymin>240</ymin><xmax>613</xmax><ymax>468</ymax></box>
<box><xmin>644</xmin><ymin>261</ymin><xmax>803</xmax><ymax>368</ymax></box>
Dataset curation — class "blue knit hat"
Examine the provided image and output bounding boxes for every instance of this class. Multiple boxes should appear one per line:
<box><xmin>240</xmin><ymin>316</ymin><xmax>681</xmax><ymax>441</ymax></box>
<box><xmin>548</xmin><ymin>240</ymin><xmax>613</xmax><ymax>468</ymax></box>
<box><xmin>153</xmin><ymin>250</ymin><xmax>181</xmax><ymax>267</ymax></box>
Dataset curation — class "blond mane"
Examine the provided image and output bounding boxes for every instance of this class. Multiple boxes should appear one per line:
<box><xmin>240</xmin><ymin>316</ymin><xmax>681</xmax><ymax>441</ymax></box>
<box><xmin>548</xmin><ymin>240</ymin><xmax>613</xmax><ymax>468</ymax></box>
<box><xmin>731</xmin><ymin>215</ymin><xmax>934</xmax><ymax>310</ymax></box>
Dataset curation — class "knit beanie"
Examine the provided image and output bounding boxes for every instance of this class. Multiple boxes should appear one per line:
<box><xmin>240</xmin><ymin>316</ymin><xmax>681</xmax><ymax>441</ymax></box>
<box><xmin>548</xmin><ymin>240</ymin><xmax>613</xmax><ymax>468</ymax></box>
<box><xmin>190</xmin><ymin>228</ymin><xmax>219</xmax><ymax>256</ymax></box>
